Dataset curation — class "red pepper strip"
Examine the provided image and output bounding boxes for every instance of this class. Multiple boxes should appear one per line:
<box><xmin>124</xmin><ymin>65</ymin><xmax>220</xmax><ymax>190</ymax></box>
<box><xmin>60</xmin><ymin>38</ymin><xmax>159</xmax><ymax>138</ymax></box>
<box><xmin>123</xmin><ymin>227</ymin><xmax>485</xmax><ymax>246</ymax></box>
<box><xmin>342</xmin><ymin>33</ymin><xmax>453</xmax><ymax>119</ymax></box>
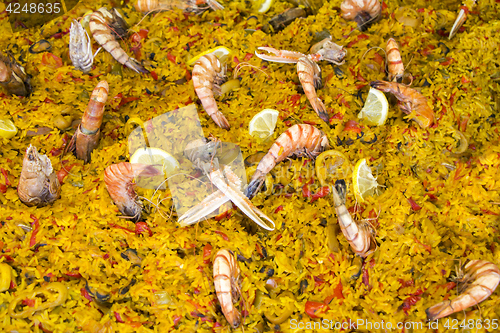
<box><xmin>167</xmin><ymin>53</ymin><xmax>176</xmax><ymax>63</ymax></box>
<box><xmin>41</xmin><ymin>53</ymin><xmax>63</xmax><ymax>69</ymax></box>
<box><xmin>302</xmin><ymin>184</ymin><xmax>311</xmax><ymax>197</ymax></box>
<box><xmin>109</xmin><ymin>223</ymin><xmax>135</xmax><ymax>234</ymax></box>
<box><xmin>305</xmin><ymin>301</ymin><xmax>329</xmax><ymax>319</ymax></box>
<box><xmin>214</xmin><ymin>230</ymin><xmax>229</xmax><ymax>241</ymax></box>
<box><xmin>150</xmin><ymin>71</ymin><xmax>158</xmax><ymax>80</ymax></box>
<box><xmin>22</xmin><ymin>298</ymin><xmax>36</xmax><ymax>307</ymax></box>
<box><xmin>290</xmin><ymin>94</ymin><xmax>301</xmax><ymax>106</ymax></box>
<box><xmin>173</xmin><ymin>315</ymin><xmax>182</xmax><ymax>326</ymax></box>
<box><xmin>118</xmin><ymin>96</ymin><xmax>140</xmax><ymax>109</ymax></box>
<box><xmin>114</xmin><ymin>312</ymin><xmax>126</xmax><ymax>323</ymax></box>
<box><xmin>64</xmin><ymin>271</ymin><xmax>82</xmax><ymax>278</ymax></box>
<box><xmin>407</xmin><ymin>197</ymin><xmax>422</xmax><ymax>211</ymax></box>
<box><xmin>413</xmin><ymin>236</ymin><xmax>432</xmax><ymax>254</ymax></box>
<box><xmin>324</xmin><ymin>281</ymin><xmax>344</xmax><ymax>304</ymax></box>
<box><xmin>80</xmin><ymin>288</ymin><xmax>93</xmax><ymax>302</ymax></box>
<box><xmin>57</xmin><ymin>163</ymin><xmax>78</xmax><ymax>184</ymax></box>
<box><xmin>397</xmin><ymin>278</ymin><xmax>414</xmax><ymax>289</ymax></box>
<box><xmin>214</xmin><ymin>210</ymin><xmax>229</xmax><ymax>221</ymax></box>
<box><xmin>343</xmin><ymin>120</ymin><xmax>362</xmax><ymax>134</ymax></box>
<box><xmin>1</xmin><ymin>168</ymin><xmax>10</xmax><ymax>186</ymax></box>
<box><xmin>311</xmin><ymin>186</ymin><xmax>330</xmax><ymax>203</ymax></box>
<box><xmin>437</xmin><ymin>281</ymin><xmax>456</xmax><ymax>291</ymax></box>
<box><xmin>135</xmin><ymin>222</ymin><xmax>153</xmax><ymax>236</ymax></box>
<box><xmin>0</xmin><ymin>184</ymin><xmax>6</xmax><ymax>194</ymax></box>
<box><xmin>202</xmin><ymin>243</ymin><xmax>212</xmax><ymax>261</ymax></box>
<box><xmin>29</xmin><ymin>214</ymin><xmax>40</xmax><ymax>247</ymax></box>
<box><xmin>274</xmin><ymin>205</ymin><xmax>284</xmax><ymax>213</ymax></box>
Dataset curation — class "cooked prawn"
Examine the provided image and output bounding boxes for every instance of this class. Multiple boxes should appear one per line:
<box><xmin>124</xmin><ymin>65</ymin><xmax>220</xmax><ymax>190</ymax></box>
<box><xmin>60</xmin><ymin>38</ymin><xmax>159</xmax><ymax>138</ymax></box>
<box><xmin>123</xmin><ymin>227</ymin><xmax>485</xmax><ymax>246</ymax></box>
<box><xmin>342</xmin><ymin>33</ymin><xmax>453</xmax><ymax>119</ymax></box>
<box><xmin>69</xmin><ymin>20</ymin><xmax>99</xmax><ymax>74</ymax></box>
<box><xmin>245</xmin><ymin>124</ymin><xmax>329</xmax><ymax>199</ymax></box>
<box><xmin>331</xmin><ymin>181</ymin><xmax>375</xmax><ymax>257</ymax></box>
<box><xmin>370</xmin><ymin>80</ymin><xmax>434</xmax><ymax>128</ymax></box>
<box><xmin>213</xmin><ymin>249</ymin><xmax>241</xmax><ymax>329</ymax></box>
<box><xmin>89</xmin><ymin>8</ymin><xmax>148</xmax><ymax>74</ymax></box>
<box><xmin>297</xmin><ymin>56</ymin><xmax>329</xmax><ymax>123</ymax></box>
<box><xmin>386</xmin><ymin>38</ymin><xmax>404</xmax><ymax>82</ymax></box>
<box><xmin>0</xmin><ymin>51</ymin><xmax>31</xmax><ymax>97</ymax></box>
<box><xmin>426</xmin><ymin>260</ymin><xmax>500</xmax><ymax>321</ymax></box>
<box><xmin>64</xmin><ymin>81</ymin><xmax>109</xmax><ymax>163</ymax></box>
<box><xmin>309</xmin><ymin>37</ymin><xmax>347</xmax><ymax>65</ymax></box>
<box><xmin>17</xmin><ymin>145</ymin><xmax>61</xmax><ymax>207</ymax></box>
<box><xmin>449</xmin><ymin>0</ymin><xmax>476</xmax><ymax>39</ymax></box>
<box><xmin>192</xmin><ymin>54</ymin><xmax>230</xmax><ymax>129</ymax></box>
<box><xmin>341</xmin><ymin>0</ymin><xmax>381</xmax><ymax>31</ymax></box>
<box><xmin>104</xmin><ymin>162</ymin><xmax>161</xmax><ymax>222</ymax></box>
<box><xmin>134</xmin><ymin>0</ymin><xmax>223</xmax><ymax>14</ymax></box>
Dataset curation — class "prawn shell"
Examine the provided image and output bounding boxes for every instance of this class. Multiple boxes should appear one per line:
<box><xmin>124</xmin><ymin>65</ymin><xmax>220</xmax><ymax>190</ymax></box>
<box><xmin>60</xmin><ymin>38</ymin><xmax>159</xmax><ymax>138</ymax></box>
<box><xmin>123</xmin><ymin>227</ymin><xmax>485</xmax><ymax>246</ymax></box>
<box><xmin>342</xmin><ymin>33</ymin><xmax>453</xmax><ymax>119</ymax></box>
<box><xmin>75</xmin><ymin>127</ymin><xmax>100</xmax><ymax>164</ymax></box>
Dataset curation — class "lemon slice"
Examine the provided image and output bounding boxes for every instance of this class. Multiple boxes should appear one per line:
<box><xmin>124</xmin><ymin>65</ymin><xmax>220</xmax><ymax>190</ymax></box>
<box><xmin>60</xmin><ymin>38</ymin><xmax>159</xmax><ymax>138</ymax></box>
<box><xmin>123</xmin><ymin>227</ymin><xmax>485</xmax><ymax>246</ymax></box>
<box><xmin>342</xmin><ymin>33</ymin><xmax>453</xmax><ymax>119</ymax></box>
<box><xmin>315</xmin><ymin>150</ymin><xmax>351</xmax><ymax>187</ymax></box>
<box><xmin>0</xmin><ymin>119</ymin><xmax>18</xmax><ymax>139</ymax></box>
<box><xmin>187</xmin><ymin>46</ymin><xmax>232</xmax><ymax>66</ymax></box>
<box><xmin>358</xmin><ymin>87</ymin><xmax>389</xmax><ymax>126</ymax></box>
<box><xmin>130</xmin><ymin>147</ymin><xmax>179</xmax><ymax>177</ymax></box>
<box><xmin>249</xmin><ymin>109</ymin><xmax>279</xmax><ymax>141</ymax></box>
<box><xmin>352</xmin><ymin>158</ymin><xmax>379</xmax><ymax>202</ymax></box>
<box><xmin>253</xmin><ymin>0</ymin><xmax>273</xmax><ymax>13</ymax></box>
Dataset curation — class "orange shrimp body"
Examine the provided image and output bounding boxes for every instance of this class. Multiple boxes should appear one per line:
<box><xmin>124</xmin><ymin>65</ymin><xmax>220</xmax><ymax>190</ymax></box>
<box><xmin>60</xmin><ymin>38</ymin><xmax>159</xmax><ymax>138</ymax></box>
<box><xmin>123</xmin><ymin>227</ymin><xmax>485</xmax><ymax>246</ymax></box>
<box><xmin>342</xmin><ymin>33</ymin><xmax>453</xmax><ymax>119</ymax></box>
<box><xmin>341</xmin><ymin>0</ymin><xmax>381</xmax><ymax>31</ymax></box>
<box><xmin>89</xmin><ymin>8</ymin><xmax>148</xmax><ymax>74</ymax></box>
<box><xmin>17</xmin><ymin>145</ymin><xmax>61</xmax><ymax>207</ymax></box>
<box><xmin>64</xmin><ymin>81</ymin><xmax>109</xmax><ymax>164</ymax></box>
<box><xmin>192</xmin><ymin>54</ymin><xmax>230</xmax><ymax>129</ymax></box>
<box><xmin>213</xmin><ymin>249</ymin><xmax>241</xmax><ymax>329</ymax></box>
<box><xmin>426</xmin><ymin>260</ymin><xmax>500</xmax><ymax>321</ymax></box>
<box><xmin>245</xmin><ymin>124</ymin><xmax>329</xmax><ymax>199</ymax></box>
<box><xmin>370</xmin><ymin>80</ymin><xmax>434</xmax><ymax>128</ymax></box>
<box><xmin>104</xmin><ymin>162</ymin><xmax>161</xmax><ymax>221</ymax></box>
<box><xmin>0</xmin><ymin>52</ymin><xmax>31</xmax><ymax>97</ymax></box>
<box><xmin>134</xmin><ymin>0</ymin><xmax>223</xmax><ymax>14</ymax></box>
<box><xmin>386</xmin><ymin>38</ymin><xmax>404</xmax><ymax>82</ymax></box>
<box><xmin>297</xmin><ymin>56</ymin><xmax>329</xmax><ymax>123</ymax></box>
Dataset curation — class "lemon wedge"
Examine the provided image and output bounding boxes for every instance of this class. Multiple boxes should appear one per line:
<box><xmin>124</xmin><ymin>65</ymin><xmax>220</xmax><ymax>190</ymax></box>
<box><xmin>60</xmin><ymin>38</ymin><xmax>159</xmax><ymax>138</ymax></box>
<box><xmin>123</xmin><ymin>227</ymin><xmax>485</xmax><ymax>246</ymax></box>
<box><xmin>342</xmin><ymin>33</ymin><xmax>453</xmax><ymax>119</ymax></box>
<box><xmin>130</xmin><ymin>147</ymin><xmax>179</xmax><ymax>177</ymax></box>
<box><xmin>315</xmin><ymin>150</ymin><xmax>351</xmax><ymax>187</ymax></box>
<box><xmin>253</xmin><ymin>0</ymin><xmax>273</xmax><ymax>13</ymax></box>
<box><xmin>352</xmin><ymin>158</ymin><xmax>379</xmax><ymax>202</ymax></box>
<box><xmin>0</xmin><ymin>119</ymin><xmax>18</xmax><ymax>139</ymax></box>
<box><xmin>358</xmin><ymin>87</ymin><xmax>389</xmax><ymax>126</ymax></box>
<box><xmin>187</xmin><ymin>46</ymin><xmax>232</xmax><ymax>66</ymax></box>
<box><xmin>249</xmin><ymin>109</ymin><xmax>279</xmax><ymax>141</ymax></box>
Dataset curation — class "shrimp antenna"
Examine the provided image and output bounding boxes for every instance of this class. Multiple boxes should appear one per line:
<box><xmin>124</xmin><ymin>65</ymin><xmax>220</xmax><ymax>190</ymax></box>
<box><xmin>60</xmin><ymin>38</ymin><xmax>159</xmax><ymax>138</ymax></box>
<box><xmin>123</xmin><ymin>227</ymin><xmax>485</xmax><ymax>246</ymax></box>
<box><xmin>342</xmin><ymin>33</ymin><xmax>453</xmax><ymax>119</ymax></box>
<box><xmin>233</xmin><ymin>62</ymin><xmax>270</xmax><ymax>79</ymax></box>
<box><xmin>360</xmin><ymin>46</ymin><xmax>386</xmax><ymax>64</ymax></box>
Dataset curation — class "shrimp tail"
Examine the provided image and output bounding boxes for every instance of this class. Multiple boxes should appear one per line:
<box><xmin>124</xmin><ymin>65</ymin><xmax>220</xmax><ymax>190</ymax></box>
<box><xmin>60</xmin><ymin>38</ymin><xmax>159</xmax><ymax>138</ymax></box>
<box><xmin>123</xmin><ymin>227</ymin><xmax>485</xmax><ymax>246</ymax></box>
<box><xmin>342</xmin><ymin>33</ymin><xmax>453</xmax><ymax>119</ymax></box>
<box><xmin>212</xmin><ymin>111</ymin><xmax>230</xmax><ymax>130</ymax></box>
<box><xmin>311</xmin><ymin>98</ymin><xmax>330</xmax><ymax>123</ymax></box>
<box><xmin>125</xmin><ymin>57</ymin><xmax>149</xmax><ymax>74</ymax></box>
<box><xmin>369</xmin><ymin>80</ymin><xmax>392</xmax><ymax>92</ymax></box>
<box><xmin>426</xmin><ymin>302</ymin><xmax>452</xmax><ymax>322</ymax></box>
<box><xmin>244</xmin><ymin>170</ymin><xmax>266</xmax><ymax>199</ymax></box>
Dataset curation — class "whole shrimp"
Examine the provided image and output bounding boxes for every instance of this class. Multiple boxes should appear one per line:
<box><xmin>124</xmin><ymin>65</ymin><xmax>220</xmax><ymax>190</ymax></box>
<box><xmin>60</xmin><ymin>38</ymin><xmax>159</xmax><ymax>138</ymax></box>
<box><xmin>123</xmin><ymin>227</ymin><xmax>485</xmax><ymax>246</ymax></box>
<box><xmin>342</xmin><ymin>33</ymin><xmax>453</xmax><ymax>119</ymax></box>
<box><xmin>297</xmin><ymin>56</ymin><xmax>329</xmax><ymax>123</ymax></box>
<box><xmin>386</xmin><ymin>38</ymin><xmax>404</xmax><ymax>82</ymax></box>
<box><xmin>426</xmin><ymin>260</ymin><xmax>500</xmax><ymax>321</ymax></box>
<box><xmin>341</xmin><ymin>0</ymin><xmax>381</xmax><ymax>31</ymax></box>
<box><xmin>192</xmin><ymin>54</ymin><xmax>230</xmax><ymax>129</ymax></box>
<box><xmin>104</xmin><ymin>162</ymin><xmax>161</xmax><ymax>222</ymax></box>
<box><xmin>370</xmin><ymin>80</ymin><xmax>434</xmax><ymax>128</ymax></box>
<box><xmin>64</xmin><ymin>80</ymin><xmax>109</xmax><ymax>163</ymax></box>
<box><xmin>134</xmin><ymin>0</ymin><xmax>223</xmax><ymax>14</ymax></box>
<box><xmin>17</xmin><ymin>145</ymin><xmax>61</xmax><ymax>207</ymax></box>
<box><xmin>331</xmin><ymin>180</ymin><xmax>375</xmax><ymax>257</ymax></box>
<box><xmin>213</xmin><ymin>249</ymin><xmax>241</xmax><ymax>329</ymax></box>
<box><xmin>0</xmin><ymin>51</ymin><xmax>31</xmax><ymax>97</ymax></box>
<box><xmin>89</xmin><ymin>8</ymin><xmax>148</xmax><ymax>74</ymax></box>
<box><xmin>69</xmin><ymin>20</ymin><xmax>98</xmax><ymax>74</ymax></box>
<box><xmin>245</xmin><ymin>124</ymin><xmax>329</xmax><ymax>199</ymax></box>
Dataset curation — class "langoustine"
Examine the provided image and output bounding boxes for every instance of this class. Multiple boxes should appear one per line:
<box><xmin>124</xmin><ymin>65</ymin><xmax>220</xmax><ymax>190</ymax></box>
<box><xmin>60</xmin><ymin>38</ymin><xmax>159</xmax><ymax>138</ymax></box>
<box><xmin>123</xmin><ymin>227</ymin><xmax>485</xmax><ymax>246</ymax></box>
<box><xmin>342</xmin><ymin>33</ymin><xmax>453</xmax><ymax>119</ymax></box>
<box><xmin>245</xmin><ymin>124</ymin><xmax>329</xmax><ymax>199</ymax></box>
<box><xmin>370</xmin><ymin>80</ymin><xmax>434</xmax><ymax>128</ymax></box>
<box><xmin>213</xmin><ymin>249</ymin><xmax>241</xmax><ymax>329</ymax></box>
<box><xmin>340</xmin><ymin>0</ymin><xmax>381</xmax><ymax>31</ymax></box>
<box><xmin>104</xmin><ymin>162</ymin><xmax>161</xmax><ymax>222</ymax></box>
<box><xmin>17</xmin><ymin>145</ymin><xmax>61</xmax><ymax>207</ymax></box>
<box><xmin>449</xmin><ymin>0</ymin><xmax>476</xmax><ymax>39</ymax></box>
<box><xmin>134</xmin><ymin>0</ymin><xmax>223</xmax><ymax>14</ymax></box>
<box><xmin>69</xmin><ymin>19</ymin><xmax>98</xmax><ymax>74</ymax></box>
<box><xmin>426</xmin><ymin>260</ymin><xmax>500</xmax><ymax>321</ymax></box>
<box><xmin>192</xmin><ymin>54</ymin><xmax>230</xmax><ymax>129</ymax></box>
<box><xmin>89</xmin><ymin>8</ymin><xmax>149</xmax><ymax>74</ymax></box>
<box><xmin>386</xmin><ymin>38</ymin><xmax>404</xmax><ymax>83</ymax></box>
<box><xmin>64</xmin><ymin>80</ymin><xmax>109</xmax><ymax>163</ymax></box>
<box><xmin>331</xmin><ymin>180</ymin><xmax>375</xmax><ymax>257</ymax></box>
<box><xmin>0</xmin><ymin>51</ymin><xmax>31</xmax><ymax>97</ymax></box>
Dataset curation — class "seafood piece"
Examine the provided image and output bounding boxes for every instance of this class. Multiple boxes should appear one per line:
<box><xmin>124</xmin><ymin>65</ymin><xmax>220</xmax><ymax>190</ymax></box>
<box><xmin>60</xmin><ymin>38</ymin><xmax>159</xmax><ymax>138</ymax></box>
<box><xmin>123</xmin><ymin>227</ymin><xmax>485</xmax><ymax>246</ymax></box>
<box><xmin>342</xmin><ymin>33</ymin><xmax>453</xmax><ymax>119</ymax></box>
<box><xmin>266</xmin><ymin>7</ymin><xmax>307</xmax><ymax>33</ymax></box>
<box><xmin>64</xmin><ymin>81</ymin><xmax>109</xmax><ymax>163</ymax></box>
<box><xmin>18</xmin><ymin>145</ymin><xmax>61</xmax><ymax>207</ymax></box>
<box><xmin>28</xmin><ymin>39</ymin><xmax>52</xmax><ymax>54</ymax></box>
<box><xmin>370</xmin><ymin>80</ymin><xmax>434</xmax><ymax>128</ymax></box>
<box><xmin>332</xmin><ymin>180</ymin><xmax>375</xmax><ymax>257</ymax></box>
<box><xmin>297</xmin><ymin>56</ymin><xmax>329</xmax><ymax>122</ymax></box>
<box><xmin>426</xmin><ymin>260</ymin><xmax>500</xmax><ymax>320</ymax></box>
<box><xmin>89</xmin><ymin>8</ymin><xmax>148</xmax><ymax>74</ymax></box>
<box><xmin>309</xmin><ymin>37</ymin><xmax>347</xmax><ymax>65</ymax></box>
<box><xmin>181</xmin><ymin>139</ymin><xmax>275</xmax><ymax>230</ymax></box>
<box><xmin>192</xmin><ymin>54</ymin><xmax>230</xmax><ymax>129</ymax></box>
<box><xmin>0</xmin><ymin>51</ymin><xmax>31</xmax><ymax>97</ymax></box>
<box><xmin>341</xmin><ymin>0</ymin><xmax>381</xmax><ymax>31</ymax></box>
<box><xmin>255</xmin><ymin>47</ymin><xmax>306</xmax><ymax>63</ymax></box>
<box><xmin>386</xmin><ymin>38</ymin><xmax>404</xmax><ymax>82</ymax></box>
<box><xmin>213</xmin><ymin>249</ymin><xmax>241</xmax><ymax>329</ymax></box>
<box><xmin>70</xmin><ymin>20</ymin><xmax>99</xmax><ymax>74</ymax></box>
<box><xmin>245</xmin><ymin>124</ymin><xmax>329</xmax><ymax>199</ymax></box>
<box><xmin>104</xmin><ymin>162</ymin><xmax>161</xmax><ymax>222</ymax></box>
<box><xmin>134</xmin><ymin>0</ymin><xmax>223</xmax><ymax>14</ymax></box>
<box><xmin>449</xmin><ymin>0</ymin><xmax>476</xmax><ymax>39</ymax></box>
